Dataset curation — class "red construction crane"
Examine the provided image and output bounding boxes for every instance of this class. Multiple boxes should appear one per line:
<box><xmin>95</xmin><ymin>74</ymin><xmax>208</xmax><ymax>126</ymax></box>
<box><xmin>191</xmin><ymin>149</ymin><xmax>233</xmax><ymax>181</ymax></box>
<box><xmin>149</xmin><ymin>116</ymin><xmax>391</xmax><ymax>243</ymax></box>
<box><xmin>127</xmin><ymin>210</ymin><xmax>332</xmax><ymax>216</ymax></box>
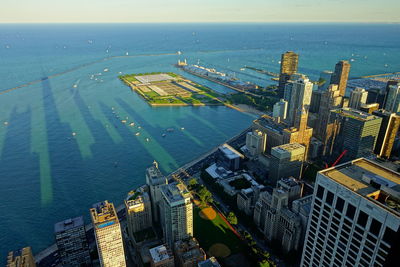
<box><xmin>324</xmin><ymin>150</ymin><xmax>348</xmax><ymax>169</ymax></box>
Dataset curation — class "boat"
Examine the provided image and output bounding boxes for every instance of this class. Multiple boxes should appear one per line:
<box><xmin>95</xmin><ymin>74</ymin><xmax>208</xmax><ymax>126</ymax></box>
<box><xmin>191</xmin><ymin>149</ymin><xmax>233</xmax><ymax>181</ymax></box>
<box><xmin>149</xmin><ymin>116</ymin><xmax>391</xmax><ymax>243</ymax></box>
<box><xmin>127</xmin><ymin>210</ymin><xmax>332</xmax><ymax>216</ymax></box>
<box><xmin>72</xmin><ymin>132</ymin><xmax>76</xmax><ymax>136</ymax></box>
<box><xmin>162</xmin><ymin>133</ymin><xmax>166</xmax><ymax>137</ymax></box>
<box><xmin>135</xmin><ymin>132</ymin><xmax>140</xmax><ymax>136</ymax></box>
<box><xmin>181</xmin><ymin>127</ymin><xmax>185</xmax><ymax>130</ymax></box>
<box><xmin>166</xmin><ymin>128</ymin><xmax>174</xmax><ymax>132</ymax></box>
<box><xmin>129</xmin><ymin>122</ymin><xmax>135</xmax><ymax>126</ymax></box>
<box><xmin>104</xmin><ymin>68</ymin><xmax>109</xmax><ymax>72</ymax></box>
<box><xmin>126</xmin><ymin>52</ymin><xmax>129</xmax><ymax>56</ymax></box>
<box><xmin>4</xmin><ymin>121</ymin><xmax>8</xmax><ymax>126</ymax></box>
<box><xmin>73</xmin><ymin>84</ymin><xmax>78</xmax><ymax>88</ymax></box>
<box><xmin>240</xmin><ymin>68</ymin><xmax>245</xmax><ymax>71</ymax></box>
<box><xmin>177</xmin><ymin>51</ymin><xmax>182</xmax><ymax>55</ymax></box>
<box><xmin>146</xmin><ymin>138</ymin><xmax>150</xmax><ymax>142</ymax></box>
<box><xmin>121</xmin><ymin>120</ymin><xmax>127</xmax><ymax>124</ymax></box>
<box><xmin>138</xmin><ymin>126</ymin><xmax>141</xmax><ymax>129</ymax></box>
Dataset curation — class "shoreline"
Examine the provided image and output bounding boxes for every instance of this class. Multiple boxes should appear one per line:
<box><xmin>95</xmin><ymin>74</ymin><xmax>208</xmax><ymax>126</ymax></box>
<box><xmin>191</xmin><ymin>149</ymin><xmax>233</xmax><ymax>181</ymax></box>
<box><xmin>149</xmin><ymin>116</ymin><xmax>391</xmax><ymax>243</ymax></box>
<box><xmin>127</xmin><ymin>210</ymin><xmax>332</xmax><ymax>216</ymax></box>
<box><xmin>34</xmin><ymin>127</ymin><xmax>252</xmax><ymax>265</ymax></box>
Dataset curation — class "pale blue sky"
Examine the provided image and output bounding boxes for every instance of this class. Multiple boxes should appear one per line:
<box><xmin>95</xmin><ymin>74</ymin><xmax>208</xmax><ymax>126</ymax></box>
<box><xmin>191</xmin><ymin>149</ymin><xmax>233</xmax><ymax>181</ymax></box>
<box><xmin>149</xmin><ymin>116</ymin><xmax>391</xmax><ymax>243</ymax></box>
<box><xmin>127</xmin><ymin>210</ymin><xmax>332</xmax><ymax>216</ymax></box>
<box><xmin>1</xmin><ymin>0</ymin><xmax>399</xmax><ymax>23</ymax></box>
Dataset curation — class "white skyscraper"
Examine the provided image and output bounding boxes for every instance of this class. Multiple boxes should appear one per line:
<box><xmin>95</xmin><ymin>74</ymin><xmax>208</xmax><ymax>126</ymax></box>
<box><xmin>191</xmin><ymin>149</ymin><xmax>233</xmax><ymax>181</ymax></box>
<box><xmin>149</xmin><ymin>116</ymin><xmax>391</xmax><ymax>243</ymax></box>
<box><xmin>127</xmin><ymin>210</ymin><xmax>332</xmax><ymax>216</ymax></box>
<box><xmin>300</xmin><ymin>158</ymin><xmax>400</xmax><ymax>267</ymax></box>
<box><xmin>349</xmin><ymin>87</ymin><xmax>368</xmax><ymax>109</ymax></box>
<box><xmin>90</xmin><ymin>201</ymin><xmax>126</xmax><ymax>267</ymax></box>
<box><xmin>286</xmin><ymin>75</ymin><xmax>313</xmax><ymax>127</ymax></box>
<box><xmin>146</xmin><ymin>161</ymin><xmax>168</xmax><ymax>223</ymax></box>
<box><xmin>273</xmin><ymin>99</ymin><xmax>288</xmax><ymax>122</ymax></box>
<box><xmin>245</xmin><ymin>130</ymin><xmax>266</xmax><ymax>157</ymax></box>
<box><xmin>160</xmin><ymin>182</ymin><xmax>193</xmax><ymax>248</ymax></box>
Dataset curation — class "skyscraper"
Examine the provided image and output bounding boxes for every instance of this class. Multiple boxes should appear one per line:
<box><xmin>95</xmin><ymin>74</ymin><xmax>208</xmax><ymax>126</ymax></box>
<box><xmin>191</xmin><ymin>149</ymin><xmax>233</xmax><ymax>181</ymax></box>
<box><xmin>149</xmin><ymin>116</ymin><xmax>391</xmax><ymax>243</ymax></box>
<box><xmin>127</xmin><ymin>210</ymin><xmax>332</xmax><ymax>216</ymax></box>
<box><xmin>54</xmin><ymin>216</ymin><xmax>91</xmax><ymax>267</ymax></box>
<box><xmin>284</xmin><ymin>74</ymin><xmax>313</xmax><ymax>130</ymax></box>
<box><xmin>327</xmin><ymin>108</ymin><xmax>382</xmax><ymax>160</ymax></box>
<box><xmin>383</xmin><ymin>80</ymin><xmax>399</xmax><ymax>108</ymax></box>
<box><xmin>7</xmin><ymin>247</ymin><xmax>36</xmax><ymax>267</ymax></box>
<box><xmin>160</xmin><ymin>182</ymin><xmax>193</xmax><ymax>248</ymax></box>
<box><xmin>372</xmin><ymin>110</ymin><xmax>400</xmax><ymax>159</ymax></box>
<box><xmin>125</xmin><ymin>185</ymin><xmax>153</xmax><ymax>241</ymax></box>
<box><xmin>331</xmin><ymin>60</ymin><xmax>351</xmax><ymax>96</ymax></box>
<box><xmin>384</xmin><ymin>83</ymin><xmax>400</xmax><ymax>114</ymax></box>
<box><xmin>90</xmin><ymin>200</ymin><xmax>126</xmax><ymax>267</ymax></box>
<box><xmin>146</xmin><ymin>161</ymin><xmax>168</xmax><ymax>223</ymax></box>
<box><xmin>314</xmin><ymin>84</ymin><xmax>343</xmax><ymax>151</ymax></box>
<box><xmin>359</xmin><ymin>103</ymin><xmax>380</xmax><ymax>114</ymax></box>
<box><xmin>269</xmin><ymin>143</ymin><xmax>305</xmax><ymax>185</ymax></box>
<box><xmin>349</xmin><ymin>87</ymin><xmax>368</xmax><ymax>109</ymax></box>
<box><xmin>318</xmin><ymin>70</ymin><xmax>334</xmax><ymax>91</ymax></box>
<box><xmin>273</xmin><ymin>99</ymin><xmax>288</xmax><ymax>122</ymax></box>
<box><xmin>300</xmin><ymin>158</ymin><xmax>400</xmax><ymax>267</ymax></box>
<box><xmin>278</xmin><ymin>51</ymin><xmax>299</xmax><ymax>97</ymax></box>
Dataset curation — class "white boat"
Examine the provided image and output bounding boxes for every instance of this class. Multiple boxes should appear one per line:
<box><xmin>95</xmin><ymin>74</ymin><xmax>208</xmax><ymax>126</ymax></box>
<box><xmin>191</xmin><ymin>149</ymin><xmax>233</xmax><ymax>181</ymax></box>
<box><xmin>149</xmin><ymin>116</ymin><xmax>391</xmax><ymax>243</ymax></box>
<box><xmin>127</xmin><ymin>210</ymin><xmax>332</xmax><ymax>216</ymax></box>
<box><xmin>72</xmin><ymin>132</ymin><xmax>76</xmax><ymax>136</ymax></box>
<box><xmin>104</xmin><ymin>68</ymin><xmax>109</xmax><ymax>72</ymax></box>
<box><xmin>121</xmin><ymin>120</ymin><xmax>127</xmax><ymax>124</ymax></box>
<box><xmin>129</xmin><ymin>122</ymin><xmax>135</xmax><ymax>126</ymax></box>
<box><xmin>73</xmin><ymin>84</ymin><xmax>78</xmax><ymax>88</ymax></box>
<box><xmin>146</xmin><ymin>138</ymin><xmax>150</xmax><ymax>142</ymax></box>
<box><xmin>166</xmin><ymin>128</ymin><xmax>174</xmax><ymax>132</ymax></box>
<box><xmin>4</xmin><ymin>121</ymin><xmax>8</xmax><ymax>126</ymax></box>
<box><xmin>138</xmin><ymin>126</ymin><xmax>141</xmax><ymax>129</ymax></box>
<box><xmin>162</xmin><ymin>133</ymin><xmax>166</xmax><ymax>137</ymax></box>
<box><xmin>177</xmin><ymin>51</ymin><xmax>182</xmax><ymax>55</ymax></box>
<box><xmin>135</xmin><ymin>132</ymin><xmax>140</xmax><ymax>136</ymax></box>
<box><xmin>126</xmin><ymin>52</ymin><xmax>129</xmax><ymax>56</ymax></box>
<box><xmin>240</xmin><ymin>68</ymin><xmax>245</xmax><ymax>71</ymax></box>
<box><xmin>181</xmin><ymin>127</ymin><xmax>185</xmax><ymax>130</ymax></box>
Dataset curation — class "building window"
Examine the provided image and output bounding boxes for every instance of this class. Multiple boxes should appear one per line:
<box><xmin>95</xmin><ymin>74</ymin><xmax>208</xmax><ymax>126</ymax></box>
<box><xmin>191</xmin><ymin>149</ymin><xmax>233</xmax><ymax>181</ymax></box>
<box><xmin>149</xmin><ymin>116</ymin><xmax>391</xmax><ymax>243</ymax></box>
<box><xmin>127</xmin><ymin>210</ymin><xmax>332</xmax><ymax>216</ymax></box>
<box><xmin>335</xmin><ymin>197</ymin><xmax>345</xmax><ymax>212</ymax></box>
<box><xmin>357</xmin><ymin>211</ymin><xmax>368</xmax><ymax>228</ymax></box>
<box><xmin>316</xmin><ymin>185</ymin><xmax>325</xmax><ymax>199</ymax></box>
<box><xmin>326</xmin><ymin>191</ymin><xmax>334</xmax><ymax>205</ymax></box>
<box><xmin>346</xmin><ymin>203</ymin><xmax>356</xmax><ymax>219</ymax></box>
<box><xmin>369</xmin><ymin>219</ymin><xmax>382</xmax><ymax>236</ymax></box>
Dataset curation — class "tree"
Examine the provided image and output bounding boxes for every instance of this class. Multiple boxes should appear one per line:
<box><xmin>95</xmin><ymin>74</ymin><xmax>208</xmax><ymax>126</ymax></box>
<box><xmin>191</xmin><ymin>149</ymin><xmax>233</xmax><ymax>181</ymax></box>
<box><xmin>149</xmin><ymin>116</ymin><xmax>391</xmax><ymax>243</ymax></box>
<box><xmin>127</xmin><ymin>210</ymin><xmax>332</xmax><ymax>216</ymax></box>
<box><xmin>198</xmin><ymin>186</ymin><xmax>213</xmax><ymax>205</ymax></box>
<box><xmin>227</xmin><ymin>212</ymin><xmax>238</xmax><ymax>225</ymax></box>
<box><xmin>188</xmin><ymin>178</ymin><xmax>198</xmax><ymax>190</ymax></box>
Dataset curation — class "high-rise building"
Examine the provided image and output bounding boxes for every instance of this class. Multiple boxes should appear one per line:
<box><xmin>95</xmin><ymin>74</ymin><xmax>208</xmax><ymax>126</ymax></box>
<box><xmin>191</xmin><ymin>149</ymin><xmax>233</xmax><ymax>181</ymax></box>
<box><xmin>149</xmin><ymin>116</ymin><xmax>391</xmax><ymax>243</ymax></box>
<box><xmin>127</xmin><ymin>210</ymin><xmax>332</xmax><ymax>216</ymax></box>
<box><xmin>174</xmin><ymin>238</ymin><xmax>206</xmax><ymax>267</ymax></box>
<box><xmin>285</xmin><ymin>74</ymin><xmax>313</xmax><ymax>127</ymax></box>
<box><xmin>149</xmin><ymin>244</ymin><xmax>175</xmax><ymax>267</ymax></box>
<box><xmin>146</xmin><ymin>161</ymin><xmax>168</xmax><ymax>223</ymax></box>
<box><xmin>216</xmin><ymin>143</ymin><xmax>244</xmax><ymax>171</ymax></box>
<box><xmin>314</xmin><ymin>84</ymin><xmax>343</xmax><ymax>149</ymax></box>
<box><xmin>384</xmin><ymin>83</ymin><xmax>400</xmax><ymax>114</ymax></box>
<box><xmin>7</xmin><ymin>247</ymin><xmax>36</xmax><ymax>267</ymax></box>
<box><xmin>269</xmin><ymin>143</ymin><xmax>305</xmax><ymax>184</ymax></box>
<box><xmin>372</xmin><ymin>110</ymin><xmax>400</xmax><ymax>159</ymax></box>
<box><xmin>331</xmin><ymin>60</ymin><xmax>351</xmax><ymax>96</ymax></box>
<box><xmin>383</xmin><ymin>80</ymin><xmax>399</xmax><ymax>108</ymax></box>
<box><xmin>366</xmin><ymin>87</ymin><xmax>386</xmax><ymax>107</ymax></box>
<box><xmin>245</xmin><ymin>130</ymin><xmax>266</xmax><ymax>157</ymax></box>
<box><xmin>300</xmin><ymin>158</ymin><xmax>400</xmax><ymax>267</ymax></box>
<box><xmin>360</xmin><ymin>103</ymin><xmax>380</xmax><ymax>114</ymax></box>
<box><xmin>90</xmin><ymin>200</ymin><xmax>126</xmax><ymax>267</ymax></box>
<box><xmin>318</xmin><ymin>70</ymin><xmax>334</xmax><ymax>91</ymax></box>
<box><xmin>310</xmin><ymin>90</ymin><xmax>323</xmax><ymax>113</ymax></box>
<box><xmin>160</xmin><ymin>182</ymin><xmax>193</xmax><ymax>248</ymax></box>
<box><xmin>125</xmin><ymin>185</ymin><xmax>153</xmax><ymax>241</ymax></box>
<box><xmin>273</xmin><ymin>99</ymin><xmax>288</xmax><ymax>122</ymax></box>
<box><xmin>278</xmin><ymin>51</ymin><xmax>299</xmax><ymax>97</ymax></box>
<box><xmin>349</xmin><ymin>87</ymin><xmax>368</xmax><ymax>109</ymax></box>
<box><xmin>54</xmin><ymin>216</ymin><xmax>91</xmax><ymax>267</ymax></box>
<box><xmin>253</xmin><ymin>178</ymin><xmax>312</xmax><ymax>253</ymax></box>
<box><xmin>326</xmin><ymin>108</ymin><xmax>382</xmax><ymax>160</ymax></box>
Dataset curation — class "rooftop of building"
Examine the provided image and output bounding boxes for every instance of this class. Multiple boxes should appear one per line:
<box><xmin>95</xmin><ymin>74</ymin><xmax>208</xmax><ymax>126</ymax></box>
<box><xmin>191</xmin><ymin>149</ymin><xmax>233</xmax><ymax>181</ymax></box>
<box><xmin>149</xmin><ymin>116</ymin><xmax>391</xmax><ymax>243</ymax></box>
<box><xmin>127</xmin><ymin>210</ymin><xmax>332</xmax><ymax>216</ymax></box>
<box><xmin>272</xmin><ymin>143</ymin><xmax>305</xmax><ymax>154</ymax></box>
<box><xmin>146</xmin><ymin>161</ymin><xmax>164</xmax><ymax>180</ymax></box>
<box><xmin>321</xmin><ymin>158</ymin><xmax>400</xmax><ymax>216</ymax></box>
<box><xmin>54</xmin><ymin>216</ymin><xmax>84</xmax><ymax>233</ymax></box>
<box><xmin>149</xmin><ymin>244</ymin><xmax>173</xmax><ymax>263</ymax></box>
<box><xmin>278</xmin><ymin>177</ymin><xmax>302</xmax><ymax>188</ymax></box>
<box><xmin>332</xmin><ymin>107</ymin><xmax>381</xmax><ymax>121</ymax></box>
<box><xmin>90</xmin><ymin>200</ymin><xmax>118</xmax><ymax>226</ymax></box>
<box><xmin>175</xmin><ymin>238</ymin><xmax>205</xmax><ymax>261</ymax></box>
<box><xmin>161</xmin><ymin>182</ymin><xmax>191</xmax><ymax>204</ymax></box>
<box><xmin>219</xmin><ymin>143</ymin><xmax>244</xmax><ymax>160</ymax></box>
<box><xmin>254</xmin><ymin>115</ymin><xmax>287</xmax><ymax>134</ymax></box>
<box><xmin>198</xmin><ymin>257</ymin><xmax>221</xmax><ymax>267</ymax></box>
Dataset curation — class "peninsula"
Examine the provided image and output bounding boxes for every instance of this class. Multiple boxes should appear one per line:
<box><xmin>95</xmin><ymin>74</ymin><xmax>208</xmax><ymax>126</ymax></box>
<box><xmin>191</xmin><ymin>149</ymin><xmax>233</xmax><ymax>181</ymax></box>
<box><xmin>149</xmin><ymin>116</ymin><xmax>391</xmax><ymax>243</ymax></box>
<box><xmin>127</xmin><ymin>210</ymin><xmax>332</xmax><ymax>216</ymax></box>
<box><xmin>119</xmin><ymin>72</ymin><xmax>222</xmax><ymax>106</ymax></box>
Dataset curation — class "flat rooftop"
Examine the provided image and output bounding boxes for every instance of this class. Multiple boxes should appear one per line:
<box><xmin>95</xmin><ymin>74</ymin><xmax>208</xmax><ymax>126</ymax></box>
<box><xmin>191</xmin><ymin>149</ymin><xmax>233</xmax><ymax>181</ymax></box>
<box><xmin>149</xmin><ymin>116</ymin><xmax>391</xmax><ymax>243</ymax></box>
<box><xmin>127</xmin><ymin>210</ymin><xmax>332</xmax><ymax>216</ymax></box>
<box><xmin>147</xmin><ymin>162</ymin><xmax>164</xmax><ymax>180</ymax></box>
<box><xmin>54</xmin><ymin>216</ymin><xmax>84</xmax><ymax>233</ymax></box>
<box><xmin>321</xmin><ymin>158</ymin><xmax>400</xmax><ymax>216</ymax></box>
<box><xmin>254</xmin><ymin>115</ymin><xmax>287</xmax><ymax>134</ymax></box>
<box><xmin>219</xmin><ymin>143</ymin><xmax>244</xmax><ymax>160</ymax></box>
<box><xmin>332</xmin><ymin>107</ymin><xmax>381</xmax><ymax>121</ymax></box>
<box><xmin>149</xmin><ymin>244</ymin><xmax>173</xmax><ymax>263</ymax></box>
<box><xmin>90</xmin><ymin>200</ymin><xmax>119</xmax><ymax>226</ymax></box>
<box><xmin>161</xmin><ymin>182</ymin><xmax>191</xmax><ymax>204</ymax></box>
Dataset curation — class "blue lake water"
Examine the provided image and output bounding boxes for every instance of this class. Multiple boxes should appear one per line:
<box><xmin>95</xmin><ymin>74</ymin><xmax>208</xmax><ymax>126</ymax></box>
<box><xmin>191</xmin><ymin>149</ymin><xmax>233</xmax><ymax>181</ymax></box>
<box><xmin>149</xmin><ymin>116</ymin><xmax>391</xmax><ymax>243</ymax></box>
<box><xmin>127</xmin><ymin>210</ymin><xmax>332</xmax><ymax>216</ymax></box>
<box><xmin>0</xmin><ymin>23</ymin><xmax>399</xmax><ymax>260</ymax></box>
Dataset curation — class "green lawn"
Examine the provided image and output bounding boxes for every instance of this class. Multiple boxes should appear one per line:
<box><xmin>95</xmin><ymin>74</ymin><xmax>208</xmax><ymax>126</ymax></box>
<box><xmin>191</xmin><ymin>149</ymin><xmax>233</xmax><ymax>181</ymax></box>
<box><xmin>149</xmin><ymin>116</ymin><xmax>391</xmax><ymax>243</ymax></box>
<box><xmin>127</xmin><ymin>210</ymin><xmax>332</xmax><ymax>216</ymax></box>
<box><xmin>194</xmin><ymin>206</ymin><xmax>243</xmax><ymax>254</ymax></box>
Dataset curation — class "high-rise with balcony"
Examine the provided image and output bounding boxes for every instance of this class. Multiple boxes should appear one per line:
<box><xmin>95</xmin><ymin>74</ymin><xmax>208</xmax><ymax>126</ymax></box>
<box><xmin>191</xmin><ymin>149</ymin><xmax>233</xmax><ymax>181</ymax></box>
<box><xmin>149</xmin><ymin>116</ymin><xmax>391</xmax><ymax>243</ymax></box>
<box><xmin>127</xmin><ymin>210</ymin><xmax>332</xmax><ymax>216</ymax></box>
<box><xmin>349</xmin><ymin>87</ymin><xmax>368</xmax><ymax>110</ymax></box>
<box><xmin>160</xmin><ymin>182</ymin><xmax>193</xmax><ymax>248</ymax></box>
<box><xmin>90</xmin><ymin>200</ymin><xmax>126</xmax><ymax>267</ymax></box>
<box><xmin>278</xmin><ymin>51</ymin><xmax>299</xmax><ymax>97</ymax></box>
<box><xmin>125</xmin><ymin>185</ymin><xmax>153</xmax><ymax>241</ymax></box>
<box><xmin>300</xmin><ymin>158</ymin><xmax>400</xmax><ymax>267</ymax></box>
<box><xmin>331</xmin><ymin>60</ymin><xmax>351</xmax><ymax>96</ymax></box>
<box><xmin>54</xmin><ymin>216</ymin><xmax>91</xmax><ymax>267</ymax></box>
